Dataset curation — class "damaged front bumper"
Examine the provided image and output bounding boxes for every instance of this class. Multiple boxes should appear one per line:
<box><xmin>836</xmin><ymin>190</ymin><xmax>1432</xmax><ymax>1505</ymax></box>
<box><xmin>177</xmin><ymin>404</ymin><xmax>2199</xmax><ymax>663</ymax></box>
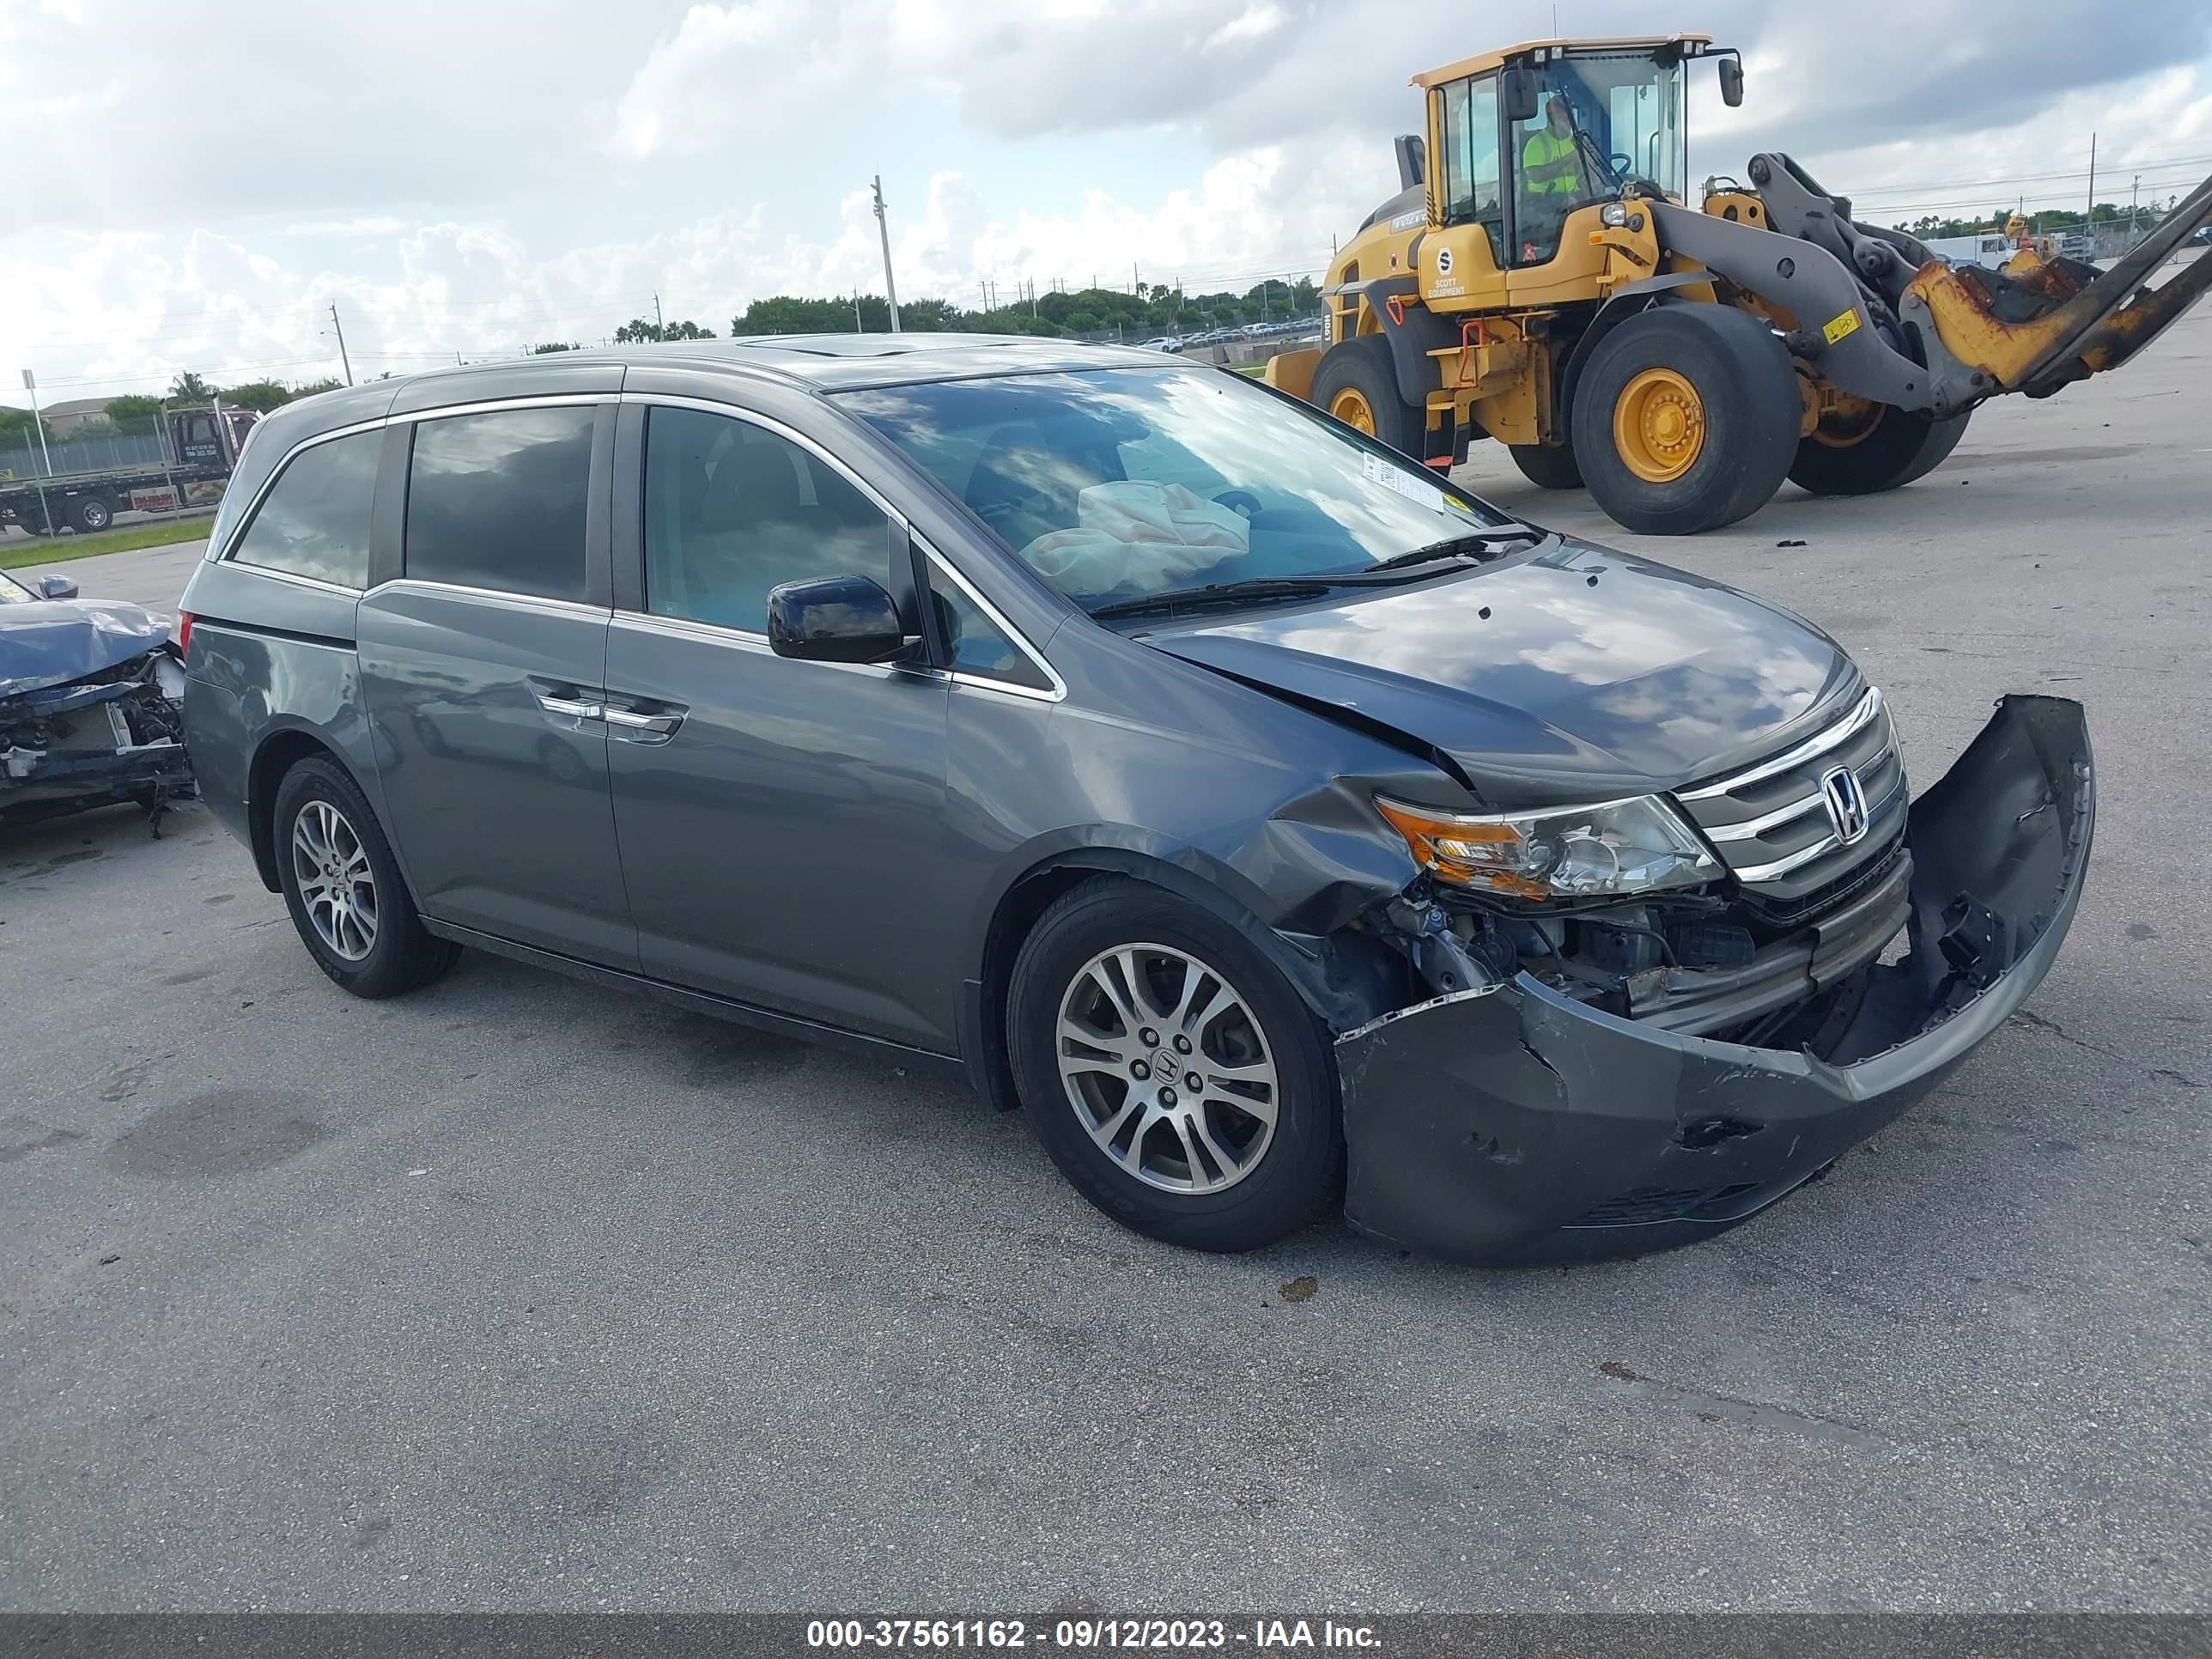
<box><xmin>1334</xmin><ymin>696</ymin><xmax>2094</xmax><ymax>1266</ymax></box>
<box><xmin>0</xmin><ymin>652</ymin><xmax>195</xmax><ymax>827</ymax></box>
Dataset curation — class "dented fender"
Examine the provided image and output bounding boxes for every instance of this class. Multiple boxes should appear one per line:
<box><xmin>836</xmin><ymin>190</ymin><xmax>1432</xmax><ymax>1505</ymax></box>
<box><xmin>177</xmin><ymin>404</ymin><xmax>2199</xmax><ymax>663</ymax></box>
<box><xmin>1333</xmin><ymin>696</ymin><xmax>2094</xmax><ymax>1266</ymax></box>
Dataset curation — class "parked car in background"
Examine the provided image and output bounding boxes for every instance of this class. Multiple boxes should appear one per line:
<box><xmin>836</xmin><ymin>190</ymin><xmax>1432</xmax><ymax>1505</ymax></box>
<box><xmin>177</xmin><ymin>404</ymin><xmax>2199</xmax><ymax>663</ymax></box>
<box><xmin>178</xmin><ymin>336</ymin><xmax>2093</xmax><ymax>1266</ymax></box>
<box><xmin>1</xmin><ymin>568</ymin><xmax>193</xmax><ymax>826</ymax></box>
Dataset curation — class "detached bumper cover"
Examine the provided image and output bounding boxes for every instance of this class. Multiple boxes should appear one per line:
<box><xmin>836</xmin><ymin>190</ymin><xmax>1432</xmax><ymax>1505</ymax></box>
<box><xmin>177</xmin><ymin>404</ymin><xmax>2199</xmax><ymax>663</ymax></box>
<box><xmin>1334</xmin><ymin>696</ymin><xmax>2094</xmax><ymax>1265</ymax></box>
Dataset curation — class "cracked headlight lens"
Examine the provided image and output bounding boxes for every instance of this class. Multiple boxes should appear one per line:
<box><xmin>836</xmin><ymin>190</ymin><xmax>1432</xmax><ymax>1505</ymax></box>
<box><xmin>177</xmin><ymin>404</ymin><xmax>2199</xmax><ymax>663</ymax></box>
<box><xmin>1375</xmin><ymin>793</ymin><xmax>1721</xmax><ymax>899</ymax></box>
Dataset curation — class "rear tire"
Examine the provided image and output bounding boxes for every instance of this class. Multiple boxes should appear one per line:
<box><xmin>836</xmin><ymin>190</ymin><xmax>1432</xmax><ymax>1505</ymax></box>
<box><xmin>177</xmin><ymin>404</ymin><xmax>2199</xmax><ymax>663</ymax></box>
<box><xmin>70</xmin><ymin>495</ymin><xmax>112</xmax><ymax>534</ymax></box>
<box><xmin>1309</xmin><ymin>335</ymin><xmax>1425</xmax><ymax>459</ymax></box>
<box><xmin>1790</xmin><ymin>404</ymin><xmax>1971</xmax><ymax>495</ymax></box>
<box><xmin>1572</xmin><ymin>304</ymin><xmax>1800</xmax><ymax>535</ymax></box>
<box><xmin>272</xmin><ymin>757</ymin><xmax>459</xmax><ymax>1000</ymax></box>
<box><xmin>1006</xmin><ymin>877</ymin><xmax>1342</xmax><ymax>1254</ymax></box>
<box><xmin>1510</xmin><ymin>442</ymin><xmax>1583</xmax><ymax>489</ymax></box>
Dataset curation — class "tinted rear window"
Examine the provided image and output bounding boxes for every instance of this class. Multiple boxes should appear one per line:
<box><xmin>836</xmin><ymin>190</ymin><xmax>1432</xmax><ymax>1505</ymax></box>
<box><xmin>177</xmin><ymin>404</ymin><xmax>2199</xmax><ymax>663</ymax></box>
<box><xmin>404</xmin><ymin>407</ymin><xmax>595</xmax><ymax>602</ymax></box>
<box><xmin>228</xmin><ymin>430</ymin><xmax>380</xmax><ymax>588</ymax></box>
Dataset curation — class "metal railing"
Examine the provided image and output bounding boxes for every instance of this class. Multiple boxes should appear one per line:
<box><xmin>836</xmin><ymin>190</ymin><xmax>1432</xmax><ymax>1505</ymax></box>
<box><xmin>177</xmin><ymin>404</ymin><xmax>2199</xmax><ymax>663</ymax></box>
<box><xmin>0</xmin><ymin>428</ymin><xmax>168</xmax><ymax>482</ymax></box>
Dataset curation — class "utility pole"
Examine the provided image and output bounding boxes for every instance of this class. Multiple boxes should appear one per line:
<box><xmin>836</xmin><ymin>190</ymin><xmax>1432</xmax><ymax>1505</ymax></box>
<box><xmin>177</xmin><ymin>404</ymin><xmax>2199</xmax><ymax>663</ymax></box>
<box><xmin>329</xmin><ymin>302</ymin><xmax>354</xmax><ymax>386</ymax></box>
<box><xmin>19</xmin><ymin>369</ymin><xmax>52</xmax><ymax>476</ymax></box>
<box><xmin>871</xmin><ymin>175</ymin><xmax>902</xmax><ymax>333</ymax></box>
<box><xmin>653</xmin><ymin>291</ymin><xmax>664</xmax><ymax>338</ymax></box>
<box><xmin>2085</xmin><ymin>131</ymin><xmax>2096</xmax><ymax>235</ymax></box>
<box><xmin>854</xmin><ymin>294</ymin><xmax>863</xmax><ymax>332</ymax></box>
<box><xmin>2130</xmin><ymin>173</ymin><xmax>2141</xmax><ymax>244</ymax></box>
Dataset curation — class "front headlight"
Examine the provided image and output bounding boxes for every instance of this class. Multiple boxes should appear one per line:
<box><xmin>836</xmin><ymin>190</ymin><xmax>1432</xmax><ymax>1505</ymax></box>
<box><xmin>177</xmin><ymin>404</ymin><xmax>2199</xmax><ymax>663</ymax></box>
<box><xmin>1375</xmin><ymin>793</ymin><xmax>1721</xmax><ymax>899</ymax></box>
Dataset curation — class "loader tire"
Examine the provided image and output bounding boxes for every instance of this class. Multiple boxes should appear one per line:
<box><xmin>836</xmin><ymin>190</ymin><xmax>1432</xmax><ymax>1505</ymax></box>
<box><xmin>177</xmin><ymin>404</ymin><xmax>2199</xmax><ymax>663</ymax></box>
<box><xmin>1510</xmin><ymin>443</ymin><xmax>1583</xmax><ymax>489</ymax></box>
<box><xmin>1572</xmin><ymin>305</ymin><xmax>1800</xmax><ymax>536</ymax></box>
<box><xmin>1310</xmin><ymin>337</ymin><xmax>1424</xmax><ymax>459</ymax></box>
<box><xmin>1790</xmin><ymin>405</ymin><xmax>1971</xmax><ymax>495</ymax></box>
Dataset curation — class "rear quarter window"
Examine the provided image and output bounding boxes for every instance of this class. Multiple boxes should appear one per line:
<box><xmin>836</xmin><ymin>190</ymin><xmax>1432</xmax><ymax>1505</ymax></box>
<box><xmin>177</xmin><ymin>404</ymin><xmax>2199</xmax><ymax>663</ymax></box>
<box><xmin>227</xmin><ymin>430</ymin><xmax>380</xmax><ymax>589</ymax></box>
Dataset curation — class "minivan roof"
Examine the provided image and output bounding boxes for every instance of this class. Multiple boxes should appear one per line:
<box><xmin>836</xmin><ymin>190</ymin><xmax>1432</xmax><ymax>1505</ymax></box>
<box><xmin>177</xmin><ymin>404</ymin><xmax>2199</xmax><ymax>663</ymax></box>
<box><xmin>405</xmin><ymin>334</ymin><xmax>1163</xmax><ymax>396</ymax></box>
<box><xmin>242</xmin><ymin>334</ymin><xmax>1189</xmax><ymax>456</ymax></box>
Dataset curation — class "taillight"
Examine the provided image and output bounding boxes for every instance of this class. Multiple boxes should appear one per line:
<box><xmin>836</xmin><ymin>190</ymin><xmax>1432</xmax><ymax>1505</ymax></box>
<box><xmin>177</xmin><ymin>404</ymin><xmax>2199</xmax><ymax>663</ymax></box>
<box><xmin>176</xmin><ymin>611</ymin><xmax>193</xmax><ymax>654</ymax></box>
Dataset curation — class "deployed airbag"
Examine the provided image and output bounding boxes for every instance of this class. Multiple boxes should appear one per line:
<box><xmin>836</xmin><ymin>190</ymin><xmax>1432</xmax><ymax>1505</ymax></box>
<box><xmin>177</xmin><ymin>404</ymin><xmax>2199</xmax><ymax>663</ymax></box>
<box><xmin>1019</xmin><ymin>481</ymin><xmax>1249</xmax><ymax>594</ymax></box>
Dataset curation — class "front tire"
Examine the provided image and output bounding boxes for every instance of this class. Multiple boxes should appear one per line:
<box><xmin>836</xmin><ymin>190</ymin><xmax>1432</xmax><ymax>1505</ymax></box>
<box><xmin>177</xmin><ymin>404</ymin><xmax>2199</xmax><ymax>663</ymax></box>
<box><xmin>70</xmin><ymin>495</ymin><xmax>113</xmax><ymax>534</ymax></box>
<box><xmin>1789</xmin><ymin>404</ymin><xmax>1971</xmax><ymax>495</ymax></box>
<box><xmin>1571</xmin><ymin>304</ymin><xmax>1800</xmax><ymax>535</ymax></box>
<box><xmin>1510</xmin><ymin>442</ymin><xmax>1583</xmax><ymax>489</ymax></box>
<box><xmin>1309</xmin><ymin>335</ymin><xmax>1425</xmax><ymax>459</ymax></box>
<box><xmin>1007</xmin><ymin>878</ymin><xmax>1342</xmax><ymax>1253</ymax></box>
<box><xmin>272</xmin><ymin>757</ymin><xmax>459</xmax><ymax>999</ymax></box>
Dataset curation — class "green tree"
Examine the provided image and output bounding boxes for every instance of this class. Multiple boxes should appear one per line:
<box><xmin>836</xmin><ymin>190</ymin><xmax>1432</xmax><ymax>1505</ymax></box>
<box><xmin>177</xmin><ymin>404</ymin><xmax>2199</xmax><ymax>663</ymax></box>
<box><xmin>613</xmin><ymin>317</ymin><xmax>715</xmax><ymax>343</ymax></box>
<box><xmin>899</xmin><ymin>297</ymin><xmax>964</xmax><ymax>332</ymax></box>
<box><xmin>169</xmin><ymin>370</ymin><xmax>213</xmax><ymax>402</ymax></box>
<box><xmin>104</xmin><ymin>395</ymin><xmax>163</xmax><ymax>435</ymax></box>
<box><xmin>220</xmin><ymin>379</ymin><xmax>294</xmax><ymax>413</ymax></box>
<box><xmin>291</xmin><ymin>377</ymin><xmax>343</xmax><ymax>398</ymax></box>
<box><xmin>530</xmin><ymin>342</ymin><xmax>577</xmax><ymax>353</ymax></box>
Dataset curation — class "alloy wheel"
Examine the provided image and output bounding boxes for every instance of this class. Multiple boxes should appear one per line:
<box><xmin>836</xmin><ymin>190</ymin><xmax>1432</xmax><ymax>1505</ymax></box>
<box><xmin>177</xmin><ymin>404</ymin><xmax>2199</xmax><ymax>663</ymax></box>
<box><xmin>1054</xmin><ymin>942</ymin><xmax>1279</xmax><ymax>1194</ymax></box>
<box><xmin>290</xmin><ymin>799</ymin><xmax>378</xmax><ymax>962</ymax></box>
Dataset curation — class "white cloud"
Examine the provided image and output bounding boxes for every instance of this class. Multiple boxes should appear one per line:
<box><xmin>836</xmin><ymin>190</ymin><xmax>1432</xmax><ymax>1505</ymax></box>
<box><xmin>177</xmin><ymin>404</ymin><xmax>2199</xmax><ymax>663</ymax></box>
<box><xmin>610</xmin><ymin>0</ymin><xmax>880</xmax><ymax>159</ymax></box>
<box><xmin>0</xmin><ymin>149</ymin><xmax>1351</xmax><ymax>400</ymax></box>
<box><xmin>4</xmin><ymin>0</ymin><xmax>2210</xmax><ymax>405</ymax></box>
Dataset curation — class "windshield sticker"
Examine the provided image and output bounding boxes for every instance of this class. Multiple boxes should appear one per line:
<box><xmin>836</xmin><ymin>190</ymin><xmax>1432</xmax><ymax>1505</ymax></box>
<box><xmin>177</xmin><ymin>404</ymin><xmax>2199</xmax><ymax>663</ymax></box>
<box><xmin>1362</xmin><ymin>453</ymin><xmax>1451</xmax><ymax>507</ymax></box>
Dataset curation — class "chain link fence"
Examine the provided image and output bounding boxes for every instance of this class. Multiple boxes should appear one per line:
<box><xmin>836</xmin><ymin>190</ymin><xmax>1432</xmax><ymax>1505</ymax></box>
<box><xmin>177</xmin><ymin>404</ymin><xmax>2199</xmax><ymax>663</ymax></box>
<box><xmin>0</xmin><ymin>427</ymin><xmax>169</xmax><ymax>483</ymax></box>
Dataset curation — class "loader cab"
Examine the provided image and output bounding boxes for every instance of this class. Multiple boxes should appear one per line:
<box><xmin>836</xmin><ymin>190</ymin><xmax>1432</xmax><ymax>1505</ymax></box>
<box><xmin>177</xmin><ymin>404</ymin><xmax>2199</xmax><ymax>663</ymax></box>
<box><xmin>1419</xmin><ymin>36</ymin><xmax>1718</xmax><ymax>273</ymax></box>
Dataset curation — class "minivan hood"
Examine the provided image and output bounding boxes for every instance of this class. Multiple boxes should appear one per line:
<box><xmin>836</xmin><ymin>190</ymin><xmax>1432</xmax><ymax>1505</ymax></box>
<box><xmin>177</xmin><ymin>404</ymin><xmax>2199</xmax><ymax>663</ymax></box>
<box><xmin>1141</xmin><ymin>540</ymin><xmax>1859</xmax><ymax>806</ymax></box>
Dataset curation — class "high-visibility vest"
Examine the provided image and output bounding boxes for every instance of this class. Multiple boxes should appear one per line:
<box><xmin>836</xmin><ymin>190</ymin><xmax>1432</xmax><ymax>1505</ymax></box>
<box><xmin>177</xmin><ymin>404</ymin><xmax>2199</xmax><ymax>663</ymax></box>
<box><xmin>1522</xmin><ymin>128</ymin><xmax>1580</xmax><ymax>197</ymax></box>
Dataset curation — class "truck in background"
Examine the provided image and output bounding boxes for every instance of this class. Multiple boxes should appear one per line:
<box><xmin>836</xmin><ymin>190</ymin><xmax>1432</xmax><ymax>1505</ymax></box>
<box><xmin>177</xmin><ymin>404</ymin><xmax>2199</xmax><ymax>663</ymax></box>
<box><xmin>0</xmin><ymin>404</ymin><xmax>259</xmax><ymax>538</ymax></box>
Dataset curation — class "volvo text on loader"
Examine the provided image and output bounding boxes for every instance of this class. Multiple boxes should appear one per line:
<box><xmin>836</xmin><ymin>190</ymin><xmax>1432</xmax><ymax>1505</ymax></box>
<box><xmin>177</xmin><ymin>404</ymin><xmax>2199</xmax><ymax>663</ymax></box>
<box><xmin>1264</xmin><ymin>35</ymin><xmax>2212</xmax><ymax>534</ymax></box>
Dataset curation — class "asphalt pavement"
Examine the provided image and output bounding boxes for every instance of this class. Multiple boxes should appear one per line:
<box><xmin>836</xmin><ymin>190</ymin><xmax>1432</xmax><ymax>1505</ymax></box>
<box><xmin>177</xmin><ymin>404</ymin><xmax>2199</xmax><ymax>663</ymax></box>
<box><xmin>15</xmin><ymin>538</ymin><xmax>209</xmax><ymax>613</ymax></box>
<box><xmin>3</xmin><ymin>309</ymin><xmax>2208</xmax><ymax>1613</ymax></box>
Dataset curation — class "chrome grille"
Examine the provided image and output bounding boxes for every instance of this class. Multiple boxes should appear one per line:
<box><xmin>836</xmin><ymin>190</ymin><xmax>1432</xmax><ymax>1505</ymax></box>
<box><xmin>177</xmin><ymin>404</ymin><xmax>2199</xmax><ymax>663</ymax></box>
<box><xmin>1674</xmin><ymin>687</ymin><xmax>1906</xmax><ymax>905</ymax></box>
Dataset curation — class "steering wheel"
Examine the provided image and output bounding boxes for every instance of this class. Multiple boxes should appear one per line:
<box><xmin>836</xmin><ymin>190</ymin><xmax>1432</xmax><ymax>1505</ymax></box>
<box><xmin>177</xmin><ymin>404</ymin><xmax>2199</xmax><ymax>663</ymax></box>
<box><xmin>1608</xmin><ymin>152</ymin><xmax>1635</xmax><ymax>177</ymax></box>
<box><xmin>1213</xmin><ymin>489</ymin><xmax>1264</xmax><ymax>520</ymax></box>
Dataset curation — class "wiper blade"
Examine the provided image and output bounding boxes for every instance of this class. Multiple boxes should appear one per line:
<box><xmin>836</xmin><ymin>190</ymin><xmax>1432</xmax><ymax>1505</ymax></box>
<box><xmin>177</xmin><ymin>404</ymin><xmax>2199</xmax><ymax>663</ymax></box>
<box><xmin>1362</xmin><ymin>528</ymin><xmax>1546</xmax><ymax>573</ymax></box>
<box><xmin>1089</xmin><ymin>578</ymin><xmax>1337</xmax><ymax>621</ymax></box>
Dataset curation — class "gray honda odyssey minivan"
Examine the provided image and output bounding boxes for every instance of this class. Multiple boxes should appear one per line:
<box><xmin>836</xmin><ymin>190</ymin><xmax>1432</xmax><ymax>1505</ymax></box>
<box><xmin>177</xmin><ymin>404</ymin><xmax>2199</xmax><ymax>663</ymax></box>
<box><xmin>179</xmin><ymin>336</ymin><xmax>2093</xmax><ymax>1265</ymax></box>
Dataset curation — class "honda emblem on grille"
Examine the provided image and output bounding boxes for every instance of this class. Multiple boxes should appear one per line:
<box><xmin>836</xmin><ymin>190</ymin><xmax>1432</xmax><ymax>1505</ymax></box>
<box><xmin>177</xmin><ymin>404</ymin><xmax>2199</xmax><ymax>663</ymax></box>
<box><xmin>1820</xmin><ymin>765</ymin><xmax>1869</xmax><ymax>845</ymax></box>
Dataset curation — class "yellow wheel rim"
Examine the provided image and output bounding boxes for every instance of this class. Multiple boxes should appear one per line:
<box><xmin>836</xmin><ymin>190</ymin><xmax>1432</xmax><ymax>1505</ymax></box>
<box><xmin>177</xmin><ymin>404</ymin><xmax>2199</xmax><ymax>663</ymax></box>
<box><xmin>1613</xmin><ymin>368</ymin><xmax>1705</xmax><ymax>483</ymax></box>
<box><xmin>1329</xmin><ymin>386</ymin><xmax>1376</xmax><ymax>434</ymax></box>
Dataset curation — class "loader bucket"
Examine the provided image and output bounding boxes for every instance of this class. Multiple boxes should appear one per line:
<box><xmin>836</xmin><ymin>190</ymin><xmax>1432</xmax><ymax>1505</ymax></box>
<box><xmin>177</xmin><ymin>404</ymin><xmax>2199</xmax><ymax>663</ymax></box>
<box><xmin>1906</xmin><ymin>172</ymin><xmax>2212</xmax><ymax>399</ymax></box>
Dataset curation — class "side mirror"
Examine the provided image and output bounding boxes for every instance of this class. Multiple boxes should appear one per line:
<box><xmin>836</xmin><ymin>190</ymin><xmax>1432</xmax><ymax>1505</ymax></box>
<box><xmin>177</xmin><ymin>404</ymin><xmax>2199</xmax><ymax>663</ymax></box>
<box><xmin>1500</xmin><ymin>62</ymin><xmax>1540</xmax><ymax>125</ymax></box>
<box><xmin>38</xmin><ymin>575</ymin><xmax>79</xmax><ymax>600</ymax></box>
<box><xmin>766</xmin><ymin>574</ymin><xmax>908</xmax><ymax>664</ymax></box>
<box><xmin>1717</xmin><ymin>56</ymin><xmax>1744</xmax><ymax>108</ymax></box>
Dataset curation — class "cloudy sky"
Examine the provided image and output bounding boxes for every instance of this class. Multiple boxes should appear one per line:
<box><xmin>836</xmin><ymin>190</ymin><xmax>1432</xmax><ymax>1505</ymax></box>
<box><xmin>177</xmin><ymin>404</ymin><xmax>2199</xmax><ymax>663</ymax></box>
<box><xmin>3</xmin><ymin>0</ymin><xmax>2209</xmax><ymax>404</ymax></box>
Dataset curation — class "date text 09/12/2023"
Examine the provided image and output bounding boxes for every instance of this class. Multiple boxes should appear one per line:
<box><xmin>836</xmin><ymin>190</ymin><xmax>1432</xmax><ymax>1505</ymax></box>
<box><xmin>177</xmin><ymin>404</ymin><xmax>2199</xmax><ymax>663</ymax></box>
<box><xmin>805</xmin><ymin>1618</ymin><xmax>1381</xmax><ymax>1650</ymax></box>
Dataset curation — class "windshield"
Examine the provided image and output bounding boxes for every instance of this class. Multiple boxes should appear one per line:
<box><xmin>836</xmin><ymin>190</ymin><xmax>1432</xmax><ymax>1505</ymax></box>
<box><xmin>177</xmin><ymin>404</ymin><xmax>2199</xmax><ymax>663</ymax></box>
<box><xmin>0</xmin><ymin>571</ymin><xmax>35</xmax><ymax>604</ymax></box>
<box><xmin>1515</xmin><ymin>51</ymin><xmax>1686</xmax><ymax>260</ymax></box>
<box><xmin>841</xmin><ymin>368</ymin><xmax>1513</xmax><ymax>612</ymax></box>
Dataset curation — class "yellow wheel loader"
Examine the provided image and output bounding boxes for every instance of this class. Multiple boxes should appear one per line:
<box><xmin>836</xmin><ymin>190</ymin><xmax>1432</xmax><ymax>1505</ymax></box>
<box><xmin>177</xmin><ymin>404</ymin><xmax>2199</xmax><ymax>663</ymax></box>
<box><xmin>1266</xmin><ymin>34</ymin><xmax>2212</xmax><ymax>534</ymax></box>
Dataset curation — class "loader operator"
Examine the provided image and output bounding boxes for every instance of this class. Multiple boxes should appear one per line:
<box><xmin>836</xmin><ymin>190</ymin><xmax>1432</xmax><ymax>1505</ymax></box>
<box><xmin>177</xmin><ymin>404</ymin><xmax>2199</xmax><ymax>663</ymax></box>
<box><xmin>1519</xmin><ymin>94</ymin><xmax>1589</xmax><ymax>260</ymax></box>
